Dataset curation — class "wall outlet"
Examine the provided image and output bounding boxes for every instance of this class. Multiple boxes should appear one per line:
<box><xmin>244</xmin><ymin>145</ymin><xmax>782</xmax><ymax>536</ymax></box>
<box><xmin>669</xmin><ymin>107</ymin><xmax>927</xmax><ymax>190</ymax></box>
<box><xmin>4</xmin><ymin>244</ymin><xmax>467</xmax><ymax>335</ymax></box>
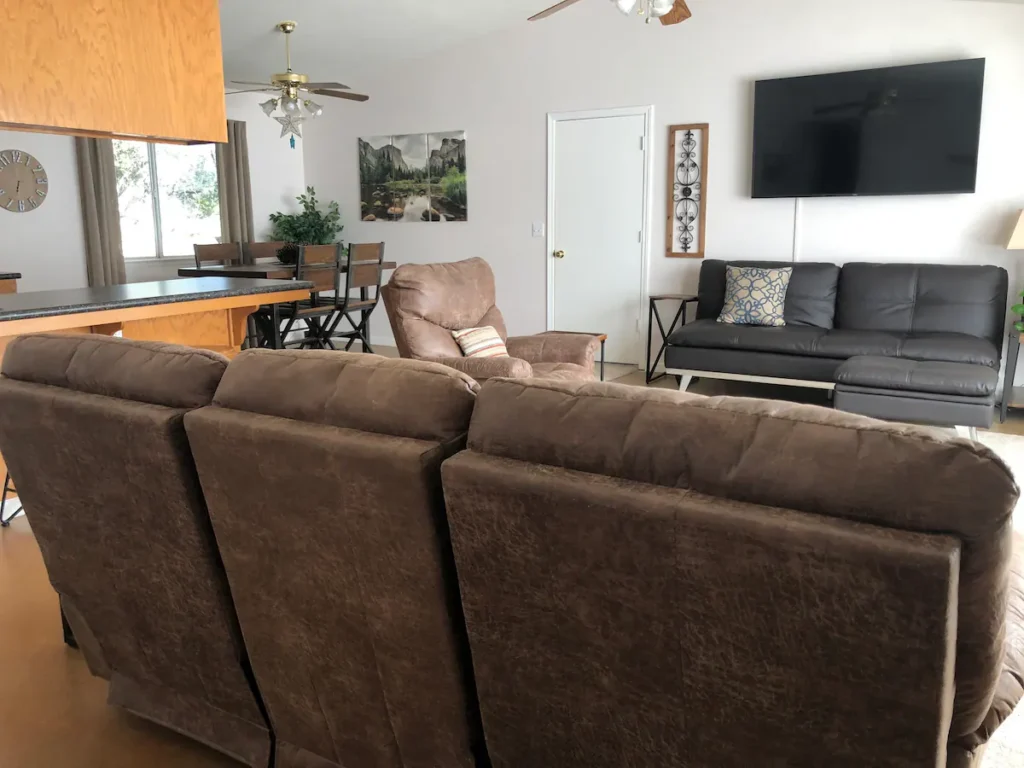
<box><xmin>532</xmin><ymin>222</ymin><xmax>545</xmax><ymax>238</ymax></box>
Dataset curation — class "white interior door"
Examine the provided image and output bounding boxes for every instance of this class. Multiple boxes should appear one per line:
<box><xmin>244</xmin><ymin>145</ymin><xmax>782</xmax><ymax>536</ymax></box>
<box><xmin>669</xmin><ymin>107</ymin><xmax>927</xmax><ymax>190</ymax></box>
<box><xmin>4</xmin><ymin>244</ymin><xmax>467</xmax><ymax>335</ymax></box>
<box><xmin>550</xmin><ymin>112</ymin><xmax>648</xmax><ymax>365</ymax></box>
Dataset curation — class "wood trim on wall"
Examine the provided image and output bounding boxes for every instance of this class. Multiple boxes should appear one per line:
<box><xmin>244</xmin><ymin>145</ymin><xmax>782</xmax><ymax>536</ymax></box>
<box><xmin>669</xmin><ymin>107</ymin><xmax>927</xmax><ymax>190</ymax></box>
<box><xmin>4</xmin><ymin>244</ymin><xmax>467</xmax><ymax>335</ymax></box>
<box><xmin>665</xmin><ymin>123</ymin><xmax>709</xmax><ymax>260</ymax></box>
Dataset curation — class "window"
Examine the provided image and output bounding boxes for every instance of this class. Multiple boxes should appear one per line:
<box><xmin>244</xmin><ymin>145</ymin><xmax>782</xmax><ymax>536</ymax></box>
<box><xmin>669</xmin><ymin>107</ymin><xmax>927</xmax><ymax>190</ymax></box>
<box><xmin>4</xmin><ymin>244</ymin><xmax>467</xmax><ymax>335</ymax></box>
<box><xmin>113</xmin><ymin>140</ymin><xmax>221</xmax><ymax>259</ymax></box>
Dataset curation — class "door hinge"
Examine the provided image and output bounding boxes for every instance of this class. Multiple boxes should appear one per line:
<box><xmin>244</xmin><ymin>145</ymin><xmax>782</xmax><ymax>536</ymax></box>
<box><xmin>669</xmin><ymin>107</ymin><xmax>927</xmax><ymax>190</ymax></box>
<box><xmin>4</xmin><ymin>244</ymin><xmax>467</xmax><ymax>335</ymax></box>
<box><xmin>640</xmin><ymin>136</ymin><xmax>645</xmax><ymax>151</ymax></box>
<box><xmin>638</xmin><ymin>231</ymin><xmax>642</xmax><ymax>243</ymax></box>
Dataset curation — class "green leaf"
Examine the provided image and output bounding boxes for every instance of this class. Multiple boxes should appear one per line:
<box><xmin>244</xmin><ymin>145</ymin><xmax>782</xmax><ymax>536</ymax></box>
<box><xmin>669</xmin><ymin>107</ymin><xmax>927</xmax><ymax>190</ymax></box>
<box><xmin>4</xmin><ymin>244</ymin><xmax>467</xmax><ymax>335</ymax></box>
<box><xmin>1013</xmin><ymin>303</ymin><xmax>1024</xmax><ymax>316</ymax></box>
<box><xmin>268</xmin><ymin>186</ymin><xmax>344</xmax><ymax>247</ymax></box>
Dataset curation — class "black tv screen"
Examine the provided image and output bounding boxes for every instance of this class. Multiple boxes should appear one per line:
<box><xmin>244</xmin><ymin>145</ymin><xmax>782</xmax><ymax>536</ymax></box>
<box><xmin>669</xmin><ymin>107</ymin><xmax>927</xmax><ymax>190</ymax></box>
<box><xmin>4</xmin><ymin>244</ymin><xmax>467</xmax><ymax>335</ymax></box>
<box><xmin>752</xmin><ymin>58</ymin><xmax>985</xmax><ymax>198</ymax></box>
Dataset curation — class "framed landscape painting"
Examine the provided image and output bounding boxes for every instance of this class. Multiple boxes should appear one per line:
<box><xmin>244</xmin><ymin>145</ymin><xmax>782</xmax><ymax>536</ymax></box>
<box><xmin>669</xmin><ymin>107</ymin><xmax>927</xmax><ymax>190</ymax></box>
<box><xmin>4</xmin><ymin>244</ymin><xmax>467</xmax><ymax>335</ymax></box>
<box><xmin>359</xmin><ymin>131</ymin><xmax>467</xmax><ymax>222</ymax></box>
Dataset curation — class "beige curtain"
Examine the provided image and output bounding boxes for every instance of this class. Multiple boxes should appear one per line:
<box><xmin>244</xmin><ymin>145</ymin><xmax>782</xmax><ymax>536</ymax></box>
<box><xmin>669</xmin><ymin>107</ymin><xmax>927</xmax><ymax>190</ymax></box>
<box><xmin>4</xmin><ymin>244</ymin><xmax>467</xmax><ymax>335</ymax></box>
<box><xmin>217</xmin><ymin>120</ymin><xmax>255</xmax><ymax>251</ymax></box>
<box><xmin>75</xmin><ymin>138</ymin><xmax>126</xmax><ymax>287</ymax></box>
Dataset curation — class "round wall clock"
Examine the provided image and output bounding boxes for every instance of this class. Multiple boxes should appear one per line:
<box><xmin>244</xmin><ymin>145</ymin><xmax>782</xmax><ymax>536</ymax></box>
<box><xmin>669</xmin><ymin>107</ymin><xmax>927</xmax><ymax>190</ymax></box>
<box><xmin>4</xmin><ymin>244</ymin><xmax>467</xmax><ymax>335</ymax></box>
<box><xmin>0</xmin><ymin>150</ymin><xmax>48</xmax><ymax>213</ymax></box>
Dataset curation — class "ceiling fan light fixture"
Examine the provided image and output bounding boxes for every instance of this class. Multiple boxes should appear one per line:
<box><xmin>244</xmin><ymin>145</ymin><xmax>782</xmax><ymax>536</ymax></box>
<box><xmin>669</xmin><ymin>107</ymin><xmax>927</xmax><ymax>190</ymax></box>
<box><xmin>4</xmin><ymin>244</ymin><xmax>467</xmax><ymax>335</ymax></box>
<box><xmin>650</xmin><ymin>0</ymin><xmax>674</xmax><ymax>16</ymax></box>
<box><xmin>281</xmin><ymin>96</ymin><xmax>301</xmax><ymax>115</ymax></box>
<box><xmin>259</xmin><ymin>98</ymin><xmax>279</xmax><ymax>116</ymax></box>
<box><xmin>304</xmin><ymin>99</ymin><xmax>323</xmax><ymax>118</ymax></box>
<box><xmin>614</xmin><ymin>0</ymin><xmax>637</xmax><ymax>16</ymax></box>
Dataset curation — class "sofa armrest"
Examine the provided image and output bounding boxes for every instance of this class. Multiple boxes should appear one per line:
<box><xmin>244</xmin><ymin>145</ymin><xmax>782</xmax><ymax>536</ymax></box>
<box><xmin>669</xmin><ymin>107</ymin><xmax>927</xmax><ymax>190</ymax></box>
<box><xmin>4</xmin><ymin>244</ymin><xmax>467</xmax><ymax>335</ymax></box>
<box><xmin>952</xmin><ymin>531</ymin><xmax>1024</xmax><ymax>759</ymax></box>
<box><xmin>506</xmin><ymin>333</ymin><xmax>600</xmax><ymax>368</ymax></box>
<box><xmin>423</xmin><ymin>356</ymin><xmax>533</xmax><ymax>382</ymax></box>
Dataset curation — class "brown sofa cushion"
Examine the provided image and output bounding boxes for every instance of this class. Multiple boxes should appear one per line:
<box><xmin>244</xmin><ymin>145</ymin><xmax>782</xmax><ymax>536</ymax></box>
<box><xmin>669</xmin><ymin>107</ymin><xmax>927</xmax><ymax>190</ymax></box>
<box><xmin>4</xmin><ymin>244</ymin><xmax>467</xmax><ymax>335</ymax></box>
<box><xmin>463</xmin><ymin>378</ymin><xmax>1019</xmax><ymax>745</ymax></box>
<box><xmin>213</xmin><ymin>349</ymin><xmax>478</xmax><ymax>443</ymax></box>
<box><xmin>186</xmin><ymin>350</ymin><xmax>484</xmax><ymax>768</ymax></box>
<box><xmin>1</xmin><ymin>333</ymin><xmax>228</xmax><ymax>409</ymax></box>
<box><xmin>0</xmin><ymin>335</ymin><xmax>268</xmax><ymax>766</ymax></box>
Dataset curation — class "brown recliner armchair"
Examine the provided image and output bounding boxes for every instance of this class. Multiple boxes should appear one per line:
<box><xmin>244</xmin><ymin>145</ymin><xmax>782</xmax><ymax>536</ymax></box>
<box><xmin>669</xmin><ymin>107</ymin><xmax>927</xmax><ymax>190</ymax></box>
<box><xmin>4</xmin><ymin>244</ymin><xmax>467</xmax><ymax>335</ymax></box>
<box><xmin>381</xmin><ymin>257</ymin><xmax>600</xmax><ymax>381</ymax></box>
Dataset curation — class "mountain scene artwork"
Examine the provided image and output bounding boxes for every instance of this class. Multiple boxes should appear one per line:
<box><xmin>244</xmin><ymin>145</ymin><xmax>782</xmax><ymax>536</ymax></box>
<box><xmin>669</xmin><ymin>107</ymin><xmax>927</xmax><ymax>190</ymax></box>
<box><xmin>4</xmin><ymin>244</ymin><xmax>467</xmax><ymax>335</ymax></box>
<box><xmin>359</xmin><ymin>131</ymin><xmax>468</xmax><ymax>222</ymax></box>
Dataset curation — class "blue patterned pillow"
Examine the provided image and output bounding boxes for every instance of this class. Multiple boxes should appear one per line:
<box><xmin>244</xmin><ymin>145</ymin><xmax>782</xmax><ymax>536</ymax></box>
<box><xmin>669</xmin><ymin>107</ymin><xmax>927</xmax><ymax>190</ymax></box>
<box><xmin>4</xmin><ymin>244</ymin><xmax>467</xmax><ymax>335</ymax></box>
<box><xmin>717</xmin><ymin>266</ymin><xmax>793</xmax><ymax>327</ymax></box>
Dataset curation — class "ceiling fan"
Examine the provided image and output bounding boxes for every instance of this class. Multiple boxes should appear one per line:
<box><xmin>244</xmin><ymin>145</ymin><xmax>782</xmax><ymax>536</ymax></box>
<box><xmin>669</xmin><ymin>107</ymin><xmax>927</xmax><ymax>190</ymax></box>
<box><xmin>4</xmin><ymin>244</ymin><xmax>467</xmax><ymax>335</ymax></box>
<box><xmin>530</xmin><ymin>0</ymin><xmax>692</xmax><ymax>24</ymax></box>
<box><xmin>227</xmin><ymin>21</ymin><xmax>370</xmax><ymax>147</ymax></box>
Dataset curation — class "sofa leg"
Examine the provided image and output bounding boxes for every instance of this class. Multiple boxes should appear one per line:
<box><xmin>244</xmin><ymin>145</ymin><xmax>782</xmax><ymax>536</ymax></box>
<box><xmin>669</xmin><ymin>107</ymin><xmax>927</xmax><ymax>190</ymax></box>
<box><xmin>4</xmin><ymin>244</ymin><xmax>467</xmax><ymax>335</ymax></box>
<box><xmin>955</xmin><ymin>426</ymin><xmax>980</xmax><ymax>442</ymax></box>
<box><xmin>678</xmin><ymin>375</ymin><xmax>693</xmax><ymax>393</ymax></box>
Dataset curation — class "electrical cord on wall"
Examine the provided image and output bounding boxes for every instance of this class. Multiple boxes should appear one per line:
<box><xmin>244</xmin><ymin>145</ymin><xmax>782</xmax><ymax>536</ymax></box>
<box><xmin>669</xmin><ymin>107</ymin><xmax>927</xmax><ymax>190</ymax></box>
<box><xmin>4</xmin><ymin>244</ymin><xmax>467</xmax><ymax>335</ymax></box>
<box><xmin>792</xmin><ymin>197</ymin><xmax>803</xmax><ymax>263</ymax></box>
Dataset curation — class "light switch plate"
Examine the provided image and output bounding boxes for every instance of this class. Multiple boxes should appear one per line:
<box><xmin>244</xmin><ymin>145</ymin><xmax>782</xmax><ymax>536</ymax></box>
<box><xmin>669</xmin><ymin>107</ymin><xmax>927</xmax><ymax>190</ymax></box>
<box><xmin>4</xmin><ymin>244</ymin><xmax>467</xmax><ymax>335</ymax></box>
<box><xmin>532</xmin><ymin>222</ymin><xmax>545</xmax><ymax>238</ymax></box>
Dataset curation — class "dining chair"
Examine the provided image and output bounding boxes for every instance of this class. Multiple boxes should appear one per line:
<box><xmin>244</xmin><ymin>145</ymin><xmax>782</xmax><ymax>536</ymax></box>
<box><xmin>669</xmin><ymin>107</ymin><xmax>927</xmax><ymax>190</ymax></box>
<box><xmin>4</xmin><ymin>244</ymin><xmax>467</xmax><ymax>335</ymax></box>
<box><xmin>318</xmin><ymin>243</ymin><xmax>386</xmax><ymax>353</ymax></box>
<box><xmin>193</xmin><ymin>242</ymin><xmax>243</xmax><ymax>269</ymax></box>
<box><xmin>270</xmin><ymin>244</ymin><xmax>342</xmax><ymax>350</ymax></box>
<box><xmin>242</xmin><ymin>241</ymin><xmax>287</xmax><ymax>264</ymax></box>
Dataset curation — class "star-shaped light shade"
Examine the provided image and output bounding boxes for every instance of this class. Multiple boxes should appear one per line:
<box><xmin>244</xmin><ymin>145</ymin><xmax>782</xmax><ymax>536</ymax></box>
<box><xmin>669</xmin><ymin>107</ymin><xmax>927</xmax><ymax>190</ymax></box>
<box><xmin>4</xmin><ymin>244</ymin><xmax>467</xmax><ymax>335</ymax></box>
<box><xmin>275</xmin><ymin>114</ymin><xmax>305</xmax><ymax>139</ymax></box>
<box><xmin>260</xmin><ymin>98</ymin><xmax>278</xmax><ymax>117</ymax></box>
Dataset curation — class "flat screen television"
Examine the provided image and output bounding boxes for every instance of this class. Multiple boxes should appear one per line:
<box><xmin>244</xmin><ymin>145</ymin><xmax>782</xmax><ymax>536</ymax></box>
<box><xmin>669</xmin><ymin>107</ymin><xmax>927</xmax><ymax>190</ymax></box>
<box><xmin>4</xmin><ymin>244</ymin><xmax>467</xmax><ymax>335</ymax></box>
<box><xmin>751</xmin><ymin>58</ymin><xmax>985</xmax><ymax>199</ymax></box>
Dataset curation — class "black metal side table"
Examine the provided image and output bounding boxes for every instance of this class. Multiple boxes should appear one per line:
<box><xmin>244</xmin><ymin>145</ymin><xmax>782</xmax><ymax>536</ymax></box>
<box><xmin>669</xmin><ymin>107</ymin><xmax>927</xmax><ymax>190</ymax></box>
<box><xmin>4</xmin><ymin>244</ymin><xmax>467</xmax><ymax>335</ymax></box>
<box><xmin>1002</xmin><ymin>330</ymin><xmax>1022</xmax><ymax>423</ymax></box>
<box><xmin>646</xmin><ymin>294</ymin><xmax>698</xmax><ymax>384</ymax></box>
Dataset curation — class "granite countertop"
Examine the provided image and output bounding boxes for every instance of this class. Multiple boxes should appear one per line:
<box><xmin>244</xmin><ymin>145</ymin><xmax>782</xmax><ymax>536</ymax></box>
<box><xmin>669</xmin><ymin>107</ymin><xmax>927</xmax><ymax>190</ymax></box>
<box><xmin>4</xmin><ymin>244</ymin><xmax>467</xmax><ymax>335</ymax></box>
<box><xmin>0</xmin><ymin>273</ymin><xmax>21</xmax><ymax>280</ymax></box>
<box><xmin>0</xmin><ymin>278</ymin><xmax>314</xmax><ymax>322</ymax></box>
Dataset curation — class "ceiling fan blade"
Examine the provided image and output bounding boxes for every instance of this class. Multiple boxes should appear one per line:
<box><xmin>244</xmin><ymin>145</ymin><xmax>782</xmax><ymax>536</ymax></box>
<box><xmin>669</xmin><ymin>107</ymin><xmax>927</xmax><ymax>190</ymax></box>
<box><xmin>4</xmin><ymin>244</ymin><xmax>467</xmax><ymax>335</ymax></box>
<box><xmin>226</xmin><ymin>88</ymin><xmax>278</xmax><ymax>94</ymax></box>
<box><xmin>231</xmin><ymin>80</ymin><xmax>275</xmax><ymax>87</ymax></box>
<box><xmin>660</xmin><ymin>0</ymin><xmax>692</xmax><ymax>25</ymax></box>
<box><xmin>304</xmin><ymin>81</ymin><xmax>350</xmax><ymax>91</ymax></box>
<box><xmin>310</xmin><ymin>89</ymin><xmax>370</xmax><ymax>102</ymax></box>
<box><xmin>529</xmin><ymin>0</ymin><xmax>586</xmax><ymax>21</ymax></box>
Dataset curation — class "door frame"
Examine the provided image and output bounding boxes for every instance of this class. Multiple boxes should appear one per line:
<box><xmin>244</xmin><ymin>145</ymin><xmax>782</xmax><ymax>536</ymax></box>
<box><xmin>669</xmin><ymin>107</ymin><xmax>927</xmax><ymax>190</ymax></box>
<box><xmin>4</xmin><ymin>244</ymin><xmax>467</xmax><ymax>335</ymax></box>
<box><xmin>546</xmin><ymin>105</ymin><xmax>655</xmax><ymax>368</ymax></box>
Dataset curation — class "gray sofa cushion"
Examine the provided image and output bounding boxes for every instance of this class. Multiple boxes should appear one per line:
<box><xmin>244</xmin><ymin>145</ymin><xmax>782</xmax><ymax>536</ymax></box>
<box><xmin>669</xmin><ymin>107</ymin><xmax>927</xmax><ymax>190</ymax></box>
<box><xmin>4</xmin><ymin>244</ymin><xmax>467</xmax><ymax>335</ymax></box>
<box><xmin>836</xmin><ymin>357</ymin><xmax>998</xmax><ymax>399</ymax></box>
<box><xmin>668</xmin><ymin>320</ymin><xmax>827</xmax><ymax>355</ymax></box>
<box><xmin>669</xmin><ymin>323</ymin><xmax>1000</xmax><ymax>369</ymax></box>
<box><xmin>696</xmin><ymin>260</ymin><xmax>841</xmax><ymax>329</ymax></box>
<box><xmin>663</xmin><ymin>347</ymin><xmax>844</xmax><ymax>382</ymax></box>
<box><xmin>836</xmin><ymin>263</ymin><xmax>1008</xmax><ymax>348</ymax></box>
<box><xmin>817</xmin><ymin>331</ymin><xmax>1000</xmax><ymax>368</ymax></box>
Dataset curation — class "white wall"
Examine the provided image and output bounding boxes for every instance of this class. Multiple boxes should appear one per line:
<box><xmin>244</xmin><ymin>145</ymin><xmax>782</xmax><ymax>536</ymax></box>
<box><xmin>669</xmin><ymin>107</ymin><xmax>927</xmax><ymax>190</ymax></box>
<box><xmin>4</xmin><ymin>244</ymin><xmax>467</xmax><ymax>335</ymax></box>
<box><xmin>127</xmin><ymin>93</ymin><xmax>307</xmax><ymax>282</ymax></box>
<box><xmin>303</xmin><ymin>0</ymin><xmax>1024</xmax><ymax>349</ymax></box>
<box><xmin>0</xmin><ymin>130</ymin><xmax>89</xmax><ymax>292</ymax></box>
<box><xmin>227</xmin><ymin>93</ymin><xmax>307</xmax><ymax>239</ymax></box>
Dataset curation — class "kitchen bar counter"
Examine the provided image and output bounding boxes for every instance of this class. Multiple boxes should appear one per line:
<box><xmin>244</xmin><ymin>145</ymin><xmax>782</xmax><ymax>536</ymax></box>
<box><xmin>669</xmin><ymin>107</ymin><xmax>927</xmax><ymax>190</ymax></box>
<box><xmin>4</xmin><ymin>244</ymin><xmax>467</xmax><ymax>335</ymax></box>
<box><xmin>0</xmin><ymin>273</ymin><xmax>20</xmax><ymax>295</ymax></box>
<box><xmin>0</xmin><ymin>276</ymin><xmax>313</xmax><ymax>484</ymax></box>
<box><xmin>0</xmin><ymin>278</ymin><xmax>312</xmax><ymax>354</ymax></box>
<box><xmin>0</xmin><ymin>278</ymin><xmax>309</xmax><ymax>322</ymax></box>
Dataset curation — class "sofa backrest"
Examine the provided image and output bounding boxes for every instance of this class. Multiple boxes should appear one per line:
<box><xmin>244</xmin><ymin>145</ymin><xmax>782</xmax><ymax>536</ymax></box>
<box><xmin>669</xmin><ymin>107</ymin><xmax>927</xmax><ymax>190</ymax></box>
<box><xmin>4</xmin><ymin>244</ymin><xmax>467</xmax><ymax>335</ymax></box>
<box><xmin>0</xmin><ymin>334</ymin><xmax>269</xmax><ymax>764</ymax></box>
<box><xmin>697</xmin><ymin>260</ymin><xmax>1009</xmax><ymax>347</ymax></box>
<box><xmin>184</xmin><ymin>350</ymin><xmax>485</xmax><ymax>768</ymax></box>
<box><xmin>697</xmin><ymin>259</ymin><xmax>841</xmax><ymax>328</ymax></box>
<box><xmin>836</xmin><ymin>263</ymin><xmax>1008</xmax><ymax>347</ymax></box>
<box><xmin>381</xmin><ymin>257</ymin><xmax>509</xmax><ymax>360</ymax></box>
<box><xmin>442</xmin><ymin>377</ymin><xmax>1018</xmax><ymax>768</ymax></box>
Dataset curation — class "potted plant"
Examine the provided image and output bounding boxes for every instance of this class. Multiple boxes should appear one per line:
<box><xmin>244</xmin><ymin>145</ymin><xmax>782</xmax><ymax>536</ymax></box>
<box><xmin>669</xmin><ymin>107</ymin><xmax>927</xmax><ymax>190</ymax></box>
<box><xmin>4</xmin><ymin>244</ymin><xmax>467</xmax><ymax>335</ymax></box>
<box><xmin>268</xmin><ymin>186</ymin><xmax>343</xmax><ymax>264</ymax></box>
<box><xmin>1014</xmin><ymin>292</ymin><xmax>1024</xmax><ymax>333</ymax></box>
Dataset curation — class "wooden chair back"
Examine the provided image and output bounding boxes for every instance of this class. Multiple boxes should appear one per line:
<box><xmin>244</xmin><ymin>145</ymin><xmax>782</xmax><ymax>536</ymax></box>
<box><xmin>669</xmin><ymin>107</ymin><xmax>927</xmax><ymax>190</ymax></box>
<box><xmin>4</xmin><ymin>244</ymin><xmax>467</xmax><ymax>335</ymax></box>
<box><xmin>242</xmin><ymin>241</ymin><xmax>287</xmax><ymax>264</ymax></box>
<box><xmin>194</xmin><ymin>243</ymin><xmax>242</xmax><ymax>269</ymax></box>
<box><xmin>346</xmin><ymin>243</ymin><xmax>386</xmax><ymax>291</ymax></box>
<box><xmin>297</xmin><ymin>244</ymin><xmax>341</xmax><ymax>298</ymax></box>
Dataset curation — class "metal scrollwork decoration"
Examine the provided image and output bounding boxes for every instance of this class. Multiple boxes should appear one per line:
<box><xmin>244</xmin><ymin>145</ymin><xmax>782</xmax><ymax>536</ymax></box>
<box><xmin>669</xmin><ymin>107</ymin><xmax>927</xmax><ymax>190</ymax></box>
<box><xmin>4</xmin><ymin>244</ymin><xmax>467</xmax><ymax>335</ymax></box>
<box><xmin>666</xmin><ymin>124</ymin><xmax>709</xmax><ymax>259</ymax></box>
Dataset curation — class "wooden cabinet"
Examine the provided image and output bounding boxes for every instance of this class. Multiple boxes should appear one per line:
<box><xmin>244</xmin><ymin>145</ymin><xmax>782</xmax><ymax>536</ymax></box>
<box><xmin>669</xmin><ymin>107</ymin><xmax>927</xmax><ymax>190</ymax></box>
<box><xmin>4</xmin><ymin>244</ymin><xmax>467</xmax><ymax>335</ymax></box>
<box><xmin>0</xmin><ymin>0</ymin><xmax>227</xmax><ymax>144</ymax></box>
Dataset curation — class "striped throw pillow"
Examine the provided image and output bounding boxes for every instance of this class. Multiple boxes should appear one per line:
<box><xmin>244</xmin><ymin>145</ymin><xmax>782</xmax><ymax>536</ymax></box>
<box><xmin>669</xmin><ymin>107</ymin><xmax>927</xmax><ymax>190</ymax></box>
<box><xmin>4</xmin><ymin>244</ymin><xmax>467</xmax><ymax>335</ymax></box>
<box><xmin>452</xmin><ymin>326</ymin><xmax>509</xmax><ymax>358</ymax></box>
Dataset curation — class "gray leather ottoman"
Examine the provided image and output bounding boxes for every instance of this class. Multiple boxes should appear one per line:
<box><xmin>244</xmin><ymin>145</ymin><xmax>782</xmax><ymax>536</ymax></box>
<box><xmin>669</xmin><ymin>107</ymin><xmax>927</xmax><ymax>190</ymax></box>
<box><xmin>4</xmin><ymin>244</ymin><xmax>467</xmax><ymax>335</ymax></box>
<box><xmin>833</xmin><ymin>356</ymin><xmax>998</xmax><ymax>429</ymax></box>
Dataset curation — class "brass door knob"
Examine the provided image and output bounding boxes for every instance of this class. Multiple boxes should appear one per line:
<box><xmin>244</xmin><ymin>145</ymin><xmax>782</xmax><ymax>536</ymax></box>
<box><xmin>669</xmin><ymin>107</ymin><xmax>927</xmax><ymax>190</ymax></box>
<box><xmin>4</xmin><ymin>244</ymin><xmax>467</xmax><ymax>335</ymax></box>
<box><xmin>553</xmin><ymin>250</ymin><xmax>566</xmax><ymax>259</ymax></box>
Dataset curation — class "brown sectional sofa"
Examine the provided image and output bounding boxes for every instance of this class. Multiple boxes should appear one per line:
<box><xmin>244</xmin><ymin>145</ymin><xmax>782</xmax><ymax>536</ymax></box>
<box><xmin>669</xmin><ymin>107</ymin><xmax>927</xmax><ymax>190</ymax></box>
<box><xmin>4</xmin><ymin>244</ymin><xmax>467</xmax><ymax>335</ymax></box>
<box><xmin>1</xmin><ymin>335</ymin><xmax>1023</xmax><ymax>768</ymax></box>
<box><xmin>0</xmin><ymin>334</ymin><xmax>271</xmax><ymax>767</ymax></box>
<box><xmin>443</xmin><ymin>377</ymin><xmax>1024</xmax><ymax>768</ymax></box>
<box><xmin>183</xmin><ymin>350</ymin><xmax>487</xmax><ymax>768</ymax></box>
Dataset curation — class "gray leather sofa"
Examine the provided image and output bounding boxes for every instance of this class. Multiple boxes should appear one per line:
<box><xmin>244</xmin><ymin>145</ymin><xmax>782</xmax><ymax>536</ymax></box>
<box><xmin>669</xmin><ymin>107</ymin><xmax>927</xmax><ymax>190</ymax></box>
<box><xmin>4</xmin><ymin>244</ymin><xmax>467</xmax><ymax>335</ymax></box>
<box><xmin>664</xmin><ymin>260</ymin><xmax>1009</xmax><ymax>430</ymax></box>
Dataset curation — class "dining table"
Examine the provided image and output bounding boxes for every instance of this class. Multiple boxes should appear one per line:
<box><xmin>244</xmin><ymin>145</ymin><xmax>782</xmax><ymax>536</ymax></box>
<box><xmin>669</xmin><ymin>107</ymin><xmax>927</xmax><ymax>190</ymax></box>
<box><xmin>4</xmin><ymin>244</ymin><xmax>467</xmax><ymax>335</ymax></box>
<box><xmin>178</xmin><ymin>260</ymin><xmax>398</xmax><ymax>351</ymax></box>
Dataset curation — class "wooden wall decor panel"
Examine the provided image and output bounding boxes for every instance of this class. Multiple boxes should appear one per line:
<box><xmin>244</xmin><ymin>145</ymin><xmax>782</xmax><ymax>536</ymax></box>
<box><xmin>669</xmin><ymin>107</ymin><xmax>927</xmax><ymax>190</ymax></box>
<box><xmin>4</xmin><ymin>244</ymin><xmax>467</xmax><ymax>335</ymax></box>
<box><xmin>0</xmin><ymin>0</ymin><xmax>227</xmax><ymax>144</ymax></box>
<box><xmin>666</xmin><ymin>123</ymin><xmax>709</xmax><ymax>259</ymax></box>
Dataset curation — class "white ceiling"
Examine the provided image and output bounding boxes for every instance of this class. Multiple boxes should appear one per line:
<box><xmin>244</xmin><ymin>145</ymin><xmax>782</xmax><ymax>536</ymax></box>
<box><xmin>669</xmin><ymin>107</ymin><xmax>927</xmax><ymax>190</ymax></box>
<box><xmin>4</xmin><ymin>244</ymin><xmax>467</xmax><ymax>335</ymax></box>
<box><xmin>219</xmin><ymin>0</ymin><xmax>552</xmax><ymax>86</ymax></box>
